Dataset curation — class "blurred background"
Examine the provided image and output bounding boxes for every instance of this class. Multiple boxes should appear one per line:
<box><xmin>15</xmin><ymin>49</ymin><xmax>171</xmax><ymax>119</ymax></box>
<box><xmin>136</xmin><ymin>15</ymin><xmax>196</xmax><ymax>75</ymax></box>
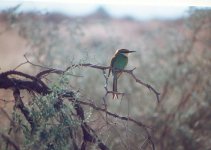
<box><xmin>0</xmin><ymin>1</ymin><xmax>211</xmax><ymax>149</ymax></box>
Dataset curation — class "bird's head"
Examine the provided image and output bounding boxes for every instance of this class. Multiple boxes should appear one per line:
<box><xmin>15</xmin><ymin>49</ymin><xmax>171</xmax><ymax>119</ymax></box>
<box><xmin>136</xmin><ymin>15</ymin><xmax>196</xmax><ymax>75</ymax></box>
<box><xmin>115</xmin><ymin>49</ymin><xmax>136</xmax><ymax>56</ymax></box>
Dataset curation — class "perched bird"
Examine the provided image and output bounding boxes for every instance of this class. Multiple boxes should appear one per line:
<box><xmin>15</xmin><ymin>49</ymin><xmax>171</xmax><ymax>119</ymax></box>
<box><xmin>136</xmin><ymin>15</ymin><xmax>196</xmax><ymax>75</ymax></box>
<box><xmin>108</xmin><ymin>49</ymin><xmax>135</xmax><ymax>99</ymax></box>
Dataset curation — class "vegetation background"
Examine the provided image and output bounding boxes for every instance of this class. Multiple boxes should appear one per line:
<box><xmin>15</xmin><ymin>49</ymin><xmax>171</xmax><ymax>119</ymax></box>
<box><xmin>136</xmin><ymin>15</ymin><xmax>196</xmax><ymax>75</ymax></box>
<box><xmin>0</xmin><ymin>4</ymin><xmax>210</xmax><ymax>150</ymax></box>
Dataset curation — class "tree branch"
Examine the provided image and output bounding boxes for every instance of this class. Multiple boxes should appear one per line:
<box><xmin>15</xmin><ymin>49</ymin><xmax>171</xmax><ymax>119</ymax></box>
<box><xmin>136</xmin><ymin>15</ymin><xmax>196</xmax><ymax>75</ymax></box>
<box><xmin>0</xmin><ymin>70</ymin><xmax>51</xmax><ymax>94</ymax></box>
<box><xmin>0</xmin><ymin>133</ymin><xmax>20</xmax><ymax>150</ymax></box>
<box><xmin>0</xmin><ymin>57</ymin><xmax>158</xmax><ymax>149</ymax></box>
<box><xmin>13</xmin><ymin>88</ymin><xmax>37</xmax><ymax>134</ymax></box>
<box><xmin>71</xmin><ymin>98</ymin><xmax>151</xmax><ymax>129</ymax></box>
<box><xmin>24</xmin><ymin>62</ymin><xmax>160</xmax><ymax>103</ymax></box>
<box><xmin>13</xmin><ymin>55</ymin><xmax>160</xmax><ymax>102</ymax></box>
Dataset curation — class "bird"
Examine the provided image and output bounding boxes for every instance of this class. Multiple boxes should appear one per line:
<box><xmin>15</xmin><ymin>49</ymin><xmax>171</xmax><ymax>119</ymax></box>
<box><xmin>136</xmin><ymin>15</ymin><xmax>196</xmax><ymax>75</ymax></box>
<box><xmin>108</xmin><ymin>49</ymin><xmax>135</xmax><ymax>99</ymax></box>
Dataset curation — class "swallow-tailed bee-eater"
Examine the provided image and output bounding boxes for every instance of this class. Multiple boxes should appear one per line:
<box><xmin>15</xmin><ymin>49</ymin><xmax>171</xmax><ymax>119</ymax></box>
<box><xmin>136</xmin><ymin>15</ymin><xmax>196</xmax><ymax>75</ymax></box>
<box><xmin>108</xmin><ymin>49</ymin><xmax>135</xmax><ymax>99</ymax></box>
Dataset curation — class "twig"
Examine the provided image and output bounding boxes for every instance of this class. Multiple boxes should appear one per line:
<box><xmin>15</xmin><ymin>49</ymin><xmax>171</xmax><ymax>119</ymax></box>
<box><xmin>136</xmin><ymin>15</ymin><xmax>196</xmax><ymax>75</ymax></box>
<box><xmin>123</xmin><ymin>68</ymin><xmax>160</xmax><ymax>103</ymax></box>
<box><xmin>0</xmin><ymin>133</ymin><xmax>20</xmax><ymax>150</ymax></box>
<box><xmin>0</xmin><ymin>70</ymin><xmax>51</xmax><ymax>94</ymax></box>
<box><xmin>0</xmin><ymin>58</ymin><xmax>158</xmax><ymax>149</ymax></box>
<box><xmin>68</xmin><ymin>98</ymin><xmax>151</xmax><ymax>129</ymax></box>
<box><xmin>73</xmin><ymin>99</ymin><xmax>109</xmax><ymax>150</ymax></box>
<box><xmin>14</xmin><ymin>54</ymin><xmax>53</xmax><ymax>70</ymax></box>
<box><xmin>69</xmin><ymin>64</ymin><xmax>160</xmax><ymax>103</ymax></box>
<box><xmin>13</xmin><ymin>89</ymin><xmax>37</xmax><ymax>134</ymax></box>
<box><xmin>15</xmin><ymin>55</ymin><xmax>160</xmax><ymax>102</ymax></box>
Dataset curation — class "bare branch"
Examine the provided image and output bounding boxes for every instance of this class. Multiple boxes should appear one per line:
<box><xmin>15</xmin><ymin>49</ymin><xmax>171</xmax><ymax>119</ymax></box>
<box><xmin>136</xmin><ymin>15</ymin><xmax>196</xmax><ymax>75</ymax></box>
<box><xmin>72</xmin><ymin>98</ymin><xmax>109</xmax><ymax>150</ymax></box>
<box><xmin>13</xmin><ymin>89</ymin><xmax>37</xmax><ymax>134</ymax></box>
<box><xmin>123</xmin><ymin>69</ymin><xmax>160</xmax><ymax>103</ymax></box>
<box><xmin>72</xmin><ymin>97</ymin><xmax>155</xmax><ymax>150</ymax></box>
<box><xmin>0</xmin><ymin>133</ymin><xmax>20</xmax><ymax>150</ymax></box>
<box><xmin>0</xmin><ymin>70</ymin><xmax>51</xmax><ymax>94</ymax></box>
<box><xmin>0</xmin><ymin>57</ymin><xmax>158</xmax><ymax>149</ymax></box>
<box><xmin>15</xmin><ymin>55</ymin><xmax>159</xmax><ymax>103</ymax></box>
<box><xmin>71</xmin><ymin>98</ymin><xmax>151</xmax><ymax>129</ymax></box>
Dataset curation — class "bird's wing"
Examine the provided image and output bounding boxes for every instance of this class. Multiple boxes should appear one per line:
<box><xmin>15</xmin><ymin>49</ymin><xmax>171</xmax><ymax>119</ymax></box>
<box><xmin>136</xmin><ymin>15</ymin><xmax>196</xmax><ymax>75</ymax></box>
<box><xmin>108</xmin><ymin>54</ymin><xmax>116</xmax><ymax>77</ymax></box>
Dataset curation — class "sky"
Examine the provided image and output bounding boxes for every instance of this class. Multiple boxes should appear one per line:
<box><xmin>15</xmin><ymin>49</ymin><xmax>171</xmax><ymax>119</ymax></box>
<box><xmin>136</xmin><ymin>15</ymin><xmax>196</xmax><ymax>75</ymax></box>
<box><xmin>0</xmin><ymin>0</ymin><xmax>210</xmax><ymax>20</ymax></box>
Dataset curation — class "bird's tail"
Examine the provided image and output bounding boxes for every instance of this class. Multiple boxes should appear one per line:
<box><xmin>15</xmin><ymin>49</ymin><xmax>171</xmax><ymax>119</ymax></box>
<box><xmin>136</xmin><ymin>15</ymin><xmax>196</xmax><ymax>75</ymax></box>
<box><xmin>113</xmin><ymin>75</ymin><xmax>118</xmax><ymax>99</ymax></box>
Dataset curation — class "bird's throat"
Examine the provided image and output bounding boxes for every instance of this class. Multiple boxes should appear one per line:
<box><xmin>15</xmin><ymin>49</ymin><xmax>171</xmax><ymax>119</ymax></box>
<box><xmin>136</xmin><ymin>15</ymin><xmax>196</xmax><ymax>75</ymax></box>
<box><xmin>122</xmin><ymin>53</ymin><xmax>129</xmax><ymax>57</ymax></box>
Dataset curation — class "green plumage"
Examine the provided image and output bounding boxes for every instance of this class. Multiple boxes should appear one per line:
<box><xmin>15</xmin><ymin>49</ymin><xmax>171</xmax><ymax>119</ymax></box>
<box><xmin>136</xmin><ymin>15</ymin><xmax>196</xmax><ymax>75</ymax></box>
<box><xmin>109</xmin><ymin>49</ymin><xmax>135</xmax><ymax>99</ymax></box>
<box><xmin>110</xmin><ymin>53</ymin><xmax>128</xmax><ymax>99</ymax></box>
<box><xmin>112</xmin><ymin>53</ymin><xmax>128</xmax><ymax>74</ymax></box>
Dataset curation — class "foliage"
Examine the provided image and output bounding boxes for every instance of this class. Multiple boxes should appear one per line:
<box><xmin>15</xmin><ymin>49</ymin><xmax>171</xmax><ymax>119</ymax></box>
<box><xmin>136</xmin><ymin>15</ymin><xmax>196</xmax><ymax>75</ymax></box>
<box><xmin>0</xmin><ymin>5</ymin><xmax>211</xmax><ymax>150</ymax></box>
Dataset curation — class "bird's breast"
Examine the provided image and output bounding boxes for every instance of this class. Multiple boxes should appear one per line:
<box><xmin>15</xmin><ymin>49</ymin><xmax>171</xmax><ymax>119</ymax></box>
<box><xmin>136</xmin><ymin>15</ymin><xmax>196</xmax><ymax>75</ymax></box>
<box><xmin>112</xmin><ymin>54</ymin><xmax>128</xmax><ymax>71</ymax></box>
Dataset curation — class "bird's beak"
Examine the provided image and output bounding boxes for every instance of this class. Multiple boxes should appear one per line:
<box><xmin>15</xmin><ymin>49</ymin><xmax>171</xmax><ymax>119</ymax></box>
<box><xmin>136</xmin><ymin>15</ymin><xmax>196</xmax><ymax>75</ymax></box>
<box><xmin>128</xmin><ymin>51</ymin><xmax>136</xmax><ymax>53</ymax></box>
